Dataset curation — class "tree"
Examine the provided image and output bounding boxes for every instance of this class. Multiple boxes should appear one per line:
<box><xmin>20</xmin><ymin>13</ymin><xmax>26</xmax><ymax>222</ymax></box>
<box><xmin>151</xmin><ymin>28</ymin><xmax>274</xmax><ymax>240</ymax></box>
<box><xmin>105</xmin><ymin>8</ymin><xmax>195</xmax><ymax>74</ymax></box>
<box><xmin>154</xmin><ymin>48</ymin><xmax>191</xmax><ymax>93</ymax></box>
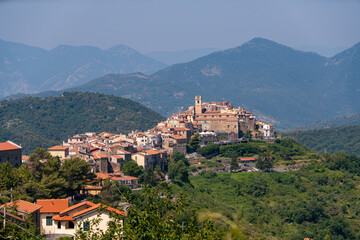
<box><xmin>74</xmin><ymin>184</ymin><xmax>220</xmax><ymax>240</ymax></box>
<box><xmin>60</xmin><ymin>158</ymin><xmax>94</xmax><ymax>196</ymax></box>
<box><xmin>27</xmin><ymin>148</ymin><xmax>53</xmax><ymax>181</ymax></box>
<box><xmin>187</xmin><ymin>133</ymin><xmax>200</xmax><ymax>153</ymax></box>
<box><xmin>122</xmin><ymin>161</ymin><xmax>144</xmax><ymax>177</ymax></box>
<box><xmin>168</xmin><ymin>160</ymin><xmax>190</xmax><ymax>183</ymax></box>
<box><xmin>244</xmin><ymin>130</ymin><xmax>252</xmax><ymax>140</ymax></box>
<box><xmin>198</xmin><ymin>143</ymin><xmax>220</xmax><ymax>158</ymax></box>
<box><xmin>255</xmin><ymin>155</ymin><xmax>273</xmax><ymax>171</ymax></box>
<box><xmin>168</xmin><ymin>153</ymin><xmax>190</xmax><ymax>183</ymax></box>
<box><xmin>230</xmin><ymin>151</ymin><xmax>239</xmax><ymax>172</ymax></box>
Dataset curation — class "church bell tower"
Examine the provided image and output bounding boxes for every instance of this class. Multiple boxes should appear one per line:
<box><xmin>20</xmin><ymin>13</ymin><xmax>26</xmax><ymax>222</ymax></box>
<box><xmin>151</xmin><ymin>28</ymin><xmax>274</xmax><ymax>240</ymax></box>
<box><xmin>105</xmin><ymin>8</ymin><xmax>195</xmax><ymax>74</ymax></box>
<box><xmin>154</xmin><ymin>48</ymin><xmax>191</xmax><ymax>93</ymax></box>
<box><xmin>195</xmin><ymin>96</ymin><xmax>202</xmax><ymax>115</ymax></box>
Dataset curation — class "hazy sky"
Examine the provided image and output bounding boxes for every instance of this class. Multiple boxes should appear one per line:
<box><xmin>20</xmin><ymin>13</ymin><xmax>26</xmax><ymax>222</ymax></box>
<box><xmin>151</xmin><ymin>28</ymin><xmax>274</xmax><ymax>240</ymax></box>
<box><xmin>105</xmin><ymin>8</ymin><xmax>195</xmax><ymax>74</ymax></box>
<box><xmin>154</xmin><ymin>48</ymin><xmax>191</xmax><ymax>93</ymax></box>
<box><xmin>1</xmin><ymin>0</ymin><xmax>360</xmax><ymax>52</ymax></box>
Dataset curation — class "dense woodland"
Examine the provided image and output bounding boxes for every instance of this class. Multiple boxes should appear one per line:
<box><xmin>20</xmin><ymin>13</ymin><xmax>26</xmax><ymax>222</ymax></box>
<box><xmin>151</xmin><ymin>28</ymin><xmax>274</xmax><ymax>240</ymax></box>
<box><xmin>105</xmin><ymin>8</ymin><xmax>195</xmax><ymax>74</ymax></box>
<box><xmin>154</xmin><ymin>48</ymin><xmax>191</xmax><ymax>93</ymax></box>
<box><xmin>284</xmin><ymin>124</ymin><xmax>360</xmax><ymax>156</ymax></box>
<box><xmin>0</xmin><ymin>92</ymin><xmax>165</xmax><ymax>154</ymax></box>
<box><xmin>1</xmin><ymin>139</ymin><xmax>360</xmax><ymax>239</ymax></box>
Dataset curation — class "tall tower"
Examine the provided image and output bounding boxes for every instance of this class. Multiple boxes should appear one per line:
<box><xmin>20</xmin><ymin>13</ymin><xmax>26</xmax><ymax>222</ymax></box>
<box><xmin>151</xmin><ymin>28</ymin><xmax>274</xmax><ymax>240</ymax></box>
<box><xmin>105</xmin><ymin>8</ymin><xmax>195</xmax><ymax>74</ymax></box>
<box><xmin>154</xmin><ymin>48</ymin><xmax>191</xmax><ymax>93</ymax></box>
<box><xmin>195</xmin><ymin>96</ymin><xmax>202</xmax><ymax>115</ymax></box>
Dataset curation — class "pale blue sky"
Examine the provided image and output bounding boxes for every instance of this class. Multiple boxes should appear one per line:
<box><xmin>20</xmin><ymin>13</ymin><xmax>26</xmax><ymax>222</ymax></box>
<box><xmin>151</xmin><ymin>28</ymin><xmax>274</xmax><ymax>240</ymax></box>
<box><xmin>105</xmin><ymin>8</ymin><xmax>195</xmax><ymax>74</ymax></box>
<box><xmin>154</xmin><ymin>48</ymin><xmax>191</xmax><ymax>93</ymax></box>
<box><xmin>1</xmin><ymin>0</ymin><xmax>359</xmax><ymax>52</ymax></box>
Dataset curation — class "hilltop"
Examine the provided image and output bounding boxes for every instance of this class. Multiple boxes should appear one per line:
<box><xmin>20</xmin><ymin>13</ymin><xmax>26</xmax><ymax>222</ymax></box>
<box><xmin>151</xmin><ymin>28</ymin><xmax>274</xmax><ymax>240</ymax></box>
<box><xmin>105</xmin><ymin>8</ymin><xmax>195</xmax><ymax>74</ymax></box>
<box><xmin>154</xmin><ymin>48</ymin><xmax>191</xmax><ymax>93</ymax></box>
<box><xmin>0</xmin><ymin>92</ymin><xmax>165</xmax><ymax>154</ymax></box>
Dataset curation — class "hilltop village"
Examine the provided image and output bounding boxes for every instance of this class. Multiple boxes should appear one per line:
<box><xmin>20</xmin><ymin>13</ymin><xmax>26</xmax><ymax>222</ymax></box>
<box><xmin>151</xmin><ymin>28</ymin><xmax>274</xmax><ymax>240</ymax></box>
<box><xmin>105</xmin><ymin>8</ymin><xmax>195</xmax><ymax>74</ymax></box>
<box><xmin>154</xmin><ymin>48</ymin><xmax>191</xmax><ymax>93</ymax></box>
<box><xmin>0</xmin><ymin>96</ymin><xmax>275</xmax><ymax>238</ymax></box>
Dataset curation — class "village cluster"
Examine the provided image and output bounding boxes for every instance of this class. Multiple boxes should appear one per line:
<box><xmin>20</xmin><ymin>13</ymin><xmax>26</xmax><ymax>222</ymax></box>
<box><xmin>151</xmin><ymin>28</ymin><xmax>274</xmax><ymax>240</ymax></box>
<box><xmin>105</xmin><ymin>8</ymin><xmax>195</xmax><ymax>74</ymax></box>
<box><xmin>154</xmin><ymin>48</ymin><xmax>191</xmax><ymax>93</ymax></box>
<box><xmin>0</xmin><ymin>96</ymin><xmax>274</xmax><ymax>238</ymax></box>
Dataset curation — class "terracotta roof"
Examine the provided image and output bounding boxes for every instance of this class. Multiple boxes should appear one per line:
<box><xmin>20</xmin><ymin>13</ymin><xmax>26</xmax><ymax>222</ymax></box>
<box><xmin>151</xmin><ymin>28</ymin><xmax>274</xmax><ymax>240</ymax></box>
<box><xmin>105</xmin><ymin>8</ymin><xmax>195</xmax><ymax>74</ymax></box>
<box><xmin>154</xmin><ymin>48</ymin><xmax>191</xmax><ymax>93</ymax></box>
<box><xmin>36</xmin><ymin>199</ymin><xmax>69</xmax><ymax>213</ymax></box>
<box><xmin>72</xmin><ymin>203</ymin><xmax>125</xmax><ymax>218</ymax></box>
<box><xmin>22</xmin><ymin>155</ymin><xmax>29</xmax><ymax>161</ymax></box>
<box><xmin>0</xmin><ymin>210</ymin><xmax>29</xmax><ymax>224</ymax></box>
<box><xmin>48</xmin><ymin>146</ymin><xmax>68</xmax><ymax>151</ymax></box>
<box><xmin>145</xmin><ymin>149</ymin><xmax>162</xmax><ymax>155</ymax></box>
<box><xmin>54</xmin><ymin>201</ymin><xmax>125</xmax><ymax>220</ymax></box>
<box><xmin>170</xmin><ymin>135</ymin><xmax>187</xmax><ymax>140</ymax></box>
<box><xmin>52</xmin><ymin>215</ymin><xmax>74</xmax><ymax>221</ymax></box>
<box><xmin>123</xmin><ymin>176</ymin><xmax>138</xmax><ymax>180</ymax></box>
<box><xmin>172</xmin><ymin>127</ymin><xmax>191</xmax><ymax>131</ymax></box>
<box><xmin>96</xmin><ymin>173</ymin><xmax>110</xmax><ymax>180</ymax></box>
<box><xmin>59</xmin><ymin>201</ymin><xmax>96</xmax><ymax>215</ymax></box>
<box><xmin>239</xmin><ymin>157</ymin><xmax>256</xmax><ymax>161</ymax></box>
<box><xmin>118</xmin><ymin>150</ymin><xmax>131</xmax><ymax>154</ymax></box>
<box><xmin>93</xmin><ymin>153</ymin><xmax>107</xmax><ymax>159</ymax></box>
<box><xmin>112</xmin><ymin>155</ymin><xmax>124</xmax><ymax>159</ymax></box>
<box><xmin>0</xmin><ymin>141</ymin><xmax>21</xmax><ymax>151</ymax></box>
<box><xmin>2</xmin><ymin>200</ymin><xmax>42</xmax><ymax>213</ymax></box>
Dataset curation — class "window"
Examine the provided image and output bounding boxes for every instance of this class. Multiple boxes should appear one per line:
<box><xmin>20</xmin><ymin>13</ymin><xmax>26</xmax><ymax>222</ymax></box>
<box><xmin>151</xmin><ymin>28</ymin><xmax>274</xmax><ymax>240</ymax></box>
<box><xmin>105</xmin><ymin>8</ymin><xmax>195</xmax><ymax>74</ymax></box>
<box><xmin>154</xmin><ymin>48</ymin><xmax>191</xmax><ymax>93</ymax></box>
<box><xmin>58</xmin><ymin>221</ymin><xmax>61</xmax><ymax>229</ymax></box>
<box><xmin>68</xmin><ymin>221</ymin><xmax>74</xmax><ymax>229</ymax></box>
<box><xmin>83</xmin><ymin>221</ymin><xmax>90</xmax><ymax>231</ymax></box>
<box><xmin>46</xmin><ymin>216</ymin><xmax>53</xmax><ymax>226</ymax></box>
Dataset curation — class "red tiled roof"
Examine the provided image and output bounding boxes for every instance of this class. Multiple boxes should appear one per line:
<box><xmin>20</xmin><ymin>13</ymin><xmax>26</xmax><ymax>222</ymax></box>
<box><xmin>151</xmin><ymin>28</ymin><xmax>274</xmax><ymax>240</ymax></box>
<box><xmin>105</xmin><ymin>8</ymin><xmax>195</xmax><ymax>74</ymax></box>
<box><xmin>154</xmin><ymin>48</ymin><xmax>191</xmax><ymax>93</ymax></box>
<box><xmin>1</xmin><ymin>200</ymin><xmax>42</xmax><ymax>214</ymax></box>
<box><xmin>36</xmin><ymin>199</ymin><xmax>69</xmax><ymax>213</ymax></box>
<box><xmin>52</xmin><ymin>215</ymin><xmax>74</xmax><ymax>221</ymax></box>
<box><xmin>170</xmin><ymin>135</ymin><xmax>187</xmax><ymax>140</ymax></box>
<box><xmin>96</xmin><ymin>173</ymin><xmax>110</xmax><ymax>180</ymax></box>
<box><xmin>0</xmin><ymin>141</ymin><xmax>21</xmax><ymax>151</ymax></box>
<box><xmin>123</xmin><ymin>176</ymin><xmax>138</xmax><ymax>180</ymax></box>
<box><xmin>239</xmin><ymin>157</ymin><xmax>256</xmax><ymax>161</ymax></box>
<box><xmin>112</xmin><ymin>155</ymin><xmax>124</xmax><ymax>159</ymax></box>
<box><xmin>48</xmin><ymin>146</ymin><xmax>68</xmax><ymax>151</ymax></box>
<box><xmin>93</xmin><ymin>153</ymin><xmax>107</xmax><ymax>159</ymax></box>
<box><xmin>59</xmin><ymin>201</ymin><xmax>96</xmax><ymax>215</ymax></box>
<box><xmin>145</xmin><ymin>150</ymin><xmax>162</xmax><ymax>155</ymax></box>
<box><xmin>72</xmin><ymin>203</ymin><xmax>126</xmax><ymax>217</ymax></box>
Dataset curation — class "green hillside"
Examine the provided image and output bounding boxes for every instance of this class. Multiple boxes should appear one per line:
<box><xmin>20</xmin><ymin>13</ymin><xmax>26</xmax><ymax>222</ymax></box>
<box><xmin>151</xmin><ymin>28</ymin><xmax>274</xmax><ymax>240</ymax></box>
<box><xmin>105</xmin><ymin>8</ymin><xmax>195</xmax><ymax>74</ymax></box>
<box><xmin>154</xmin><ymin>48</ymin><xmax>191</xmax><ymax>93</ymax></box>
<box><xmin>297</xmin><ymin>114</ymin><xmax>360</xmax><ymax>130</ymax></box>
<box><xmin>0</xmin><ymin>92</ymin><xmax>165</xmax><ymax>154</ymax></box>
<box><xmin>284</xmin><ymin>125</ymin><xmax>360</xmax><ymax>156</ymax></box>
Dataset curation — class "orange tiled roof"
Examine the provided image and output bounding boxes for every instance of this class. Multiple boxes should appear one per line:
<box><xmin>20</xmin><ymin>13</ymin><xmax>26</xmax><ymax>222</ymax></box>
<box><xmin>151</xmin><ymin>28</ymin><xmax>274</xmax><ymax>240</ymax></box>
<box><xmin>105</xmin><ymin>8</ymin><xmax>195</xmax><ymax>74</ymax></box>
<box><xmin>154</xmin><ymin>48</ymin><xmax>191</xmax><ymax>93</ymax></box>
<box><xmin>93</xmin><ymin>153</ymin><xmax>107</xmax><ymax>159</ymax></box>
<box><xmin>112</xmin><ymin>155</ymin><xmax>124</xmax><ymax>159</ymax></box>
<box><xmin>0</xmin><ymin>141</ymin><xmax>21</xmax><ymax>151</ymax></box>
<box><xmin>52</xmin><ymin>215</ymin><xmax>74</xmax><ymax>221</ymax></box>
<box><xmin>72</xmin><ymin>203</ymin><xmax>126</xmax><ymax>217</ymax></box>
<box><xmin>36</xmin><ymin>199</ymin><xmax>69</xmax><ymax>213</ymax></box>
<box><xmin>240</xmin><ymin>157</ymin><xmax>256</xmax><ymax>161</ymax></box>
<box><xmin>170</xmin><ymin>135</ymin><xmax>187</xmax><ymax>140</ymax></box>
<box><xmin>59</xmin><ymin>201</ymin><xmax>96</xmax><ymax>215</ymax></box>
<box><xmin>2</xmin><ymin>200</ymin><xmax>42</xmax><ymax>214</ymax></box>
<box><xmin>96</xmin><ymin>173</ymin><xmax>110</xmax><ymax>180</ymax></box>
<box><xmin>145</xmin><ymin>149</ymin><xmax>162</xmax><ymax>155</ymax></box>
<box><xmin>123</xmin><ymin>176</ymin><xmax>138</xmax><ymax>180</ymax></box>
<box><xmin>48</xmin><ymin>146</ymin><xmax>68</xmax><ymax>151</ymax></box>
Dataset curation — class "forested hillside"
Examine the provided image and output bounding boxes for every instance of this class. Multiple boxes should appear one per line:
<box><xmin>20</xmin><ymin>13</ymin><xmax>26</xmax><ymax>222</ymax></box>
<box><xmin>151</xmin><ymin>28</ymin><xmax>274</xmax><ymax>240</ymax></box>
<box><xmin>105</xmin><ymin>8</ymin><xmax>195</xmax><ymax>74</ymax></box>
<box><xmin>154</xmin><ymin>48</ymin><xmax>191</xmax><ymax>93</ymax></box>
<box><xmin>297</xmin><ymin>114</ymin><xmax>360</xmax><ymax>130</ymax></box>
<box><xmin>284</xmin><ymin>125</ymin><xmax>360</xmax><ymax>156</ymax></box>
<box><xmin>0</xmin><ymin>92</ymin><xmax>165</xmax><ymax>154</ymax></box>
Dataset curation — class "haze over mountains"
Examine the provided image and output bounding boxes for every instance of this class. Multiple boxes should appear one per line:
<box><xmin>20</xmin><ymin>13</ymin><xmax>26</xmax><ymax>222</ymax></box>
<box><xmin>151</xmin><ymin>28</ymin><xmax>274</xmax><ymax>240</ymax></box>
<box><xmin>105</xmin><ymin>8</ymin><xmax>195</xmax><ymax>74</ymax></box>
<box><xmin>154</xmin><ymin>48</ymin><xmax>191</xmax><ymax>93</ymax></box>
<box><xmin>145</xmin><ymin>48</ymin><xmax>221</xmax><ymax>65</ymax></box>
<box><xmin>0</xmin><ymin>38</ymin><xmax>167</xmax><ymax>98</ymax></box>
<box><xmin>3</xmin><ymin>38</ymin><xmax>360</xmax><ymax>130</ymax></box>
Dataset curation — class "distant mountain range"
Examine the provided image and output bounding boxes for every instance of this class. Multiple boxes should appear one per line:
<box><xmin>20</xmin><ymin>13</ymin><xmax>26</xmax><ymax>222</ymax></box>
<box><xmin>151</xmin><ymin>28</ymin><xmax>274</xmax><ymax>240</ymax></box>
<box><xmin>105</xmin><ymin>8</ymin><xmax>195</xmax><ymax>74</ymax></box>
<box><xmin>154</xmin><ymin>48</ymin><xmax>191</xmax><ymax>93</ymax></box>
<box><xmin>145</xmin><ymin>48</ymin><xmax>221</xmax><ymax>65</ymax></box>
<box><xmin>0</xmin><ymin>39</ymin><xmax>167</xmax><ymax>98</ymax></box>
<box><xmin>0</xmin><ymin>92</ymin><xmax>165</xmax><ymax>154</ymax></box>
<box><xmin>4</xmin><ymin>38</ymin><xmax>360</xmax><ymax>130</ymax></box>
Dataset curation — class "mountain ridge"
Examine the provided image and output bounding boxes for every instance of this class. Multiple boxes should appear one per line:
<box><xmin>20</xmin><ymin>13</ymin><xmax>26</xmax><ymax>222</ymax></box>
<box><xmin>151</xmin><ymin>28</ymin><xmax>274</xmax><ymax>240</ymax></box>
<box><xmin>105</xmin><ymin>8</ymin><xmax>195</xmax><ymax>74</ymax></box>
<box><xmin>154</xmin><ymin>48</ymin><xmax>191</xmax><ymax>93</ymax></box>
<box><xmin>4</xmin><ymin>37</ymin><xmax>360</xmax><ymax>130</ymax></box>
<box><xmin>0</xmin><ymin>38</ymin><xmax>167</xmax><ymax>98</ymax></box>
